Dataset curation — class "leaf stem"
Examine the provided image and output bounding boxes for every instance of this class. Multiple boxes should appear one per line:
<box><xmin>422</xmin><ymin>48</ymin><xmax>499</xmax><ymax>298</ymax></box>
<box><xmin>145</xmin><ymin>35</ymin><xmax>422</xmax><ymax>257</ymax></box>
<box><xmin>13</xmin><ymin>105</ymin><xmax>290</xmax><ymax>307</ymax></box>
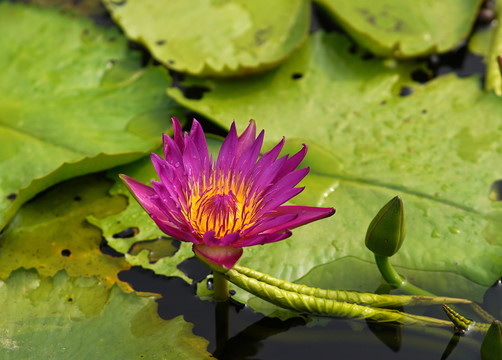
<box><xmin>374</xmin><ymin>255</ymin><xmax>434</xmax><ymax>296</ymax></box>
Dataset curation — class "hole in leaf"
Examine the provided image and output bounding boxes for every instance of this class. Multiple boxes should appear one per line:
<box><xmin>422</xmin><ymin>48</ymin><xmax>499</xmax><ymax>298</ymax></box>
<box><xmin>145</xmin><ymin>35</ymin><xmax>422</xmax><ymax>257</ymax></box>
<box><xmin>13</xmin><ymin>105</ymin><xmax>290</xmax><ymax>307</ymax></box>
<box><xmin>421</xmin><ymin>109</ymin><xmax>427</xmax><ymax>114</ymax></box>
<box><xmin>112</xmin><ymin>227</ymin><xmax>139</xmax><ymax>238</ymax></box>
<box><xmin>61</xmin><ymin>249</ymin><xmax>71</xmax><ymax>257</ymax></box>
<box><xmin>168</xmin><ymin>59</ymin><xmax>175</xmax><ymax>65</ymax></box>
<box><xmin>100</xmin><ymin>237</ymin><xmax>124</xmax><ymax>258</ymax></box>
<box><xmin>128</xmin><ymin>237</ymin><xmax>181</xmax><ymax>263</ymax></box>
<box><xmin>183</xmin><ymin>86</ymin><xmax>210</xmax><ymax>100</ymax></box>
<box><xmin>6</xmin><ymin>193</ymin><xmax>16</xmax><ymax>201</ymax></box>
<box><xmin>156</xmin><ymin>40</ymin><xmax>166</xmax><ymax>46</ymax></box>
<box><xmin>291</xmin><ymin>73</ymin><xmax>303</xmax><ymax>80</ymax></box>
<box><xmin>411</xmin><ymin>69</ymin><xmax>430</xmax><ymax>83</ymax></box>
<box><xmin>68</xmin><ymin>297</ymin><xmax>73</xmax><ymax>302</ymax></box>
<box><xmin>489</xmin><ymin>180</ymin><xmax>502</xmax><ymax>201</ymax></box>
<box><xmin>399</xmin><ymin>86</ymin><xmax>413</xmax><ymax>97</ymax></box>
<box><xmin>362</xmin><ymin>52</ymin><xmax>375</xmax><ymax>61</ymax></box>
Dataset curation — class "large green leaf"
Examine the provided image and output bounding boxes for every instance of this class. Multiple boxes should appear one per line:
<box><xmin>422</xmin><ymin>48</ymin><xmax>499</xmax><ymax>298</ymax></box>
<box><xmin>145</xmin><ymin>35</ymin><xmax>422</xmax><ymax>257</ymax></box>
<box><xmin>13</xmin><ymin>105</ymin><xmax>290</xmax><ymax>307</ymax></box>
<box><xmin>168</xmin><ymin>31</ymin><xmax>502</xmax><ymax>307</ymax></box>
<box><xmin>315</xmin><ymin>0</ymin><xmax>481</xmax><ymax>57</ymax></box>
<box><xmin>102</xmin><ymin>0</ymin><xmax>310</xmax><ymax>76</ymax></box>
<box><xmin>88</xmin><ymin>136</ymin><xmax>224</xmax><ymax>282</ymax></box>
<box><xmin>0</xmin><ymin>173</ymin><xmax>131</xmax><ymax>290</ymax></box>
<box><xmin>0</xmin><ymin>269</ymin><xmax>211</xmax><ymax>359</ymax></box>
<box><xmin>0</xmin><ymin>3</ymin><xmax>182</xmax><ymax>231</ymax></box>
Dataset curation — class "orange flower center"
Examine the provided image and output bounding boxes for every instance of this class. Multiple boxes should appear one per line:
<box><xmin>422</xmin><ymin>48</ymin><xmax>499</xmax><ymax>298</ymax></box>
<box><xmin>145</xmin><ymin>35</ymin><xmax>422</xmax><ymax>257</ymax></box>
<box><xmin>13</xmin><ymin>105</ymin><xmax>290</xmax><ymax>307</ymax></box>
<box><xmin>184</xmin><ymin>173</ymin><xmax>259</xmax><ymax>239</ymax></box>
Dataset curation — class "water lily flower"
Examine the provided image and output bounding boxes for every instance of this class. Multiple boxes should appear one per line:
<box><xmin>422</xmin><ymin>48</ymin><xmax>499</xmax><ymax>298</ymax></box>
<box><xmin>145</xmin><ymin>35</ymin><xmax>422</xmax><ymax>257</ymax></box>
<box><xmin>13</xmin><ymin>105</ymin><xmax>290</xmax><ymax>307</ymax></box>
<box><xmin>120</xmin><ymin>118</ymin><xmax>335</xmax><ymax>270</ymax></box>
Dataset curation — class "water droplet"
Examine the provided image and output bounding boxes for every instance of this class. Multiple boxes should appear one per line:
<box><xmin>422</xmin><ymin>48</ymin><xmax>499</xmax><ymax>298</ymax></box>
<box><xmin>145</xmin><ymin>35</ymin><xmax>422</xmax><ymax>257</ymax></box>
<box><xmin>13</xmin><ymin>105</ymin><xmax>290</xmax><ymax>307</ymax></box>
<box><xmin>448</xmin><ymin>226</ymin><xmax>460</xmax><ymax>235</ymax></box>
<box><xmin>174</xmin><ymin>162</ymin><xmax>180</xmax><ymax>168</ymax></box>
<box><xmin>431</xmin><ymin>229</ymin><xmax>441</xmax><ymax>238</ymax></box>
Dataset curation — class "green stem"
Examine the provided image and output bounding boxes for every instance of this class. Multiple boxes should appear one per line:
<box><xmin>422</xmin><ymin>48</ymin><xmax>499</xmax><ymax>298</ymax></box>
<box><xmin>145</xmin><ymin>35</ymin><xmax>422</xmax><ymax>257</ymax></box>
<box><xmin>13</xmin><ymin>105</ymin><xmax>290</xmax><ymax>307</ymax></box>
<box><xmin>213</xmin><ymin>271</ymin><xmax>229</xmax><ymax>301</ymax></box>
<box><xmin>225</xmin><ymin>267</ymin><xmax>455</xmax><ymax>329</ymax></box>
<box><xmin>375</xmin><ymin>255</ymin><xmax>434</xmax><ymax>296</ymax></box>
<box><xmin>233</xmin><ymin>264</ymin><xmax>471</xmax><ymax>307</ymax></box>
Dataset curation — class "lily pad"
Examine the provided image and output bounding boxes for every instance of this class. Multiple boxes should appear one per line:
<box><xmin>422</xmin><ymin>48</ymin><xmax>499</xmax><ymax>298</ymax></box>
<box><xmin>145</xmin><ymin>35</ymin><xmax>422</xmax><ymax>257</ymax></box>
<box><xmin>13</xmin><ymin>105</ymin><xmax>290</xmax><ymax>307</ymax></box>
<box><xmin>88</xmin><ymin>136</ymin><xmax>224</xmax><ymax>282</ymax></box>
<box><xmin>0</xmin><ymin>2</ymin><xmax>182</xmax><ymax>231</ymax></box>
<box><xmin>168</xmin><ymin>32</ymin><xmax>502</xmax><ymax>305</ymax></box>
<box><xmin>102</xmin><ymin>0</ymin><xmax>310</xmax><ymax>76</ymax></box>
<box><xmin>0</xmin><ymin>269</ymin><xmax>211</xmax><ymax>359</ymax></box>
<box><xmin>315</xmin><ymin>0</ymin><xmax>481</xmax><ymax>57</ymax></box>
<box><xmin>0</xmin><ymin>173</ymin><xmax>132</xmax><ymax>290</ymax></box>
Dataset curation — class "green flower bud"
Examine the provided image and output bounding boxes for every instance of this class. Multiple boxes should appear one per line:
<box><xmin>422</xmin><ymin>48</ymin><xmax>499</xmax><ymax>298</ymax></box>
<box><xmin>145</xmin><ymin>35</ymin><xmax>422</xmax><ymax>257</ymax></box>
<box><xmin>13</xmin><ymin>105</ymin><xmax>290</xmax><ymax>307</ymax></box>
<box><xmin>481</xmin><ymin>320</ymin><xmax>502</xmax><ymax>360</ymax></box>
<box><xmin>365</xmin><ymin>196</ymin><xmax>406</xmax><ymax>257</ymax></box>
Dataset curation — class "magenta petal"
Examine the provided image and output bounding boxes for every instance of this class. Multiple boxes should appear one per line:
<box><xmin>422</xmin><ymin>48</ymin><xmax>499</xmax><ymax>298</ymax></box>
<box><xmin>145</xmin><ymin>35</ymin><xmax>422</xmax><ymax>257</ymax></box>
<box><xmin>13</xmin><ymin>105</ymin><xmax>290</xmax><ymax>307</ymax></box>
<box><xmin>235</xmin><ymin>130</ymin><xmax>264</xmax><ymax>176</ymax></box>
<box><xmin>189</xmin><ymin>119</ymin><xmax>210</xmax><ymax>170</ymax></box>
<box><xmin>234</xmin><ymin>230</ymin><xmax>292</xmax><ymax>247</ymax></box>
<box><xmin>263</xmin><ymin>206</ymin><xmax>336</xmax><ymax>233</ymax></box>
<box><xmin>216</xmin><ymin>122</ymin><xmax>238</xmax><ymax>173</ymax></box>
<box><xmin>120</xmin><ymin>174</ymin><xmax>158</xmax><ymax>212</ymax></box>
<box><xmin>162</xmin><ymin>134</ymin><xmax>184</xmax><ymax>170</ymax></box>
<box><xmin>236</xmin><ymin>120</ymin><xmax>257</xmax><ymax>160</ymax></box>
<box><xmin>243</xmin><ymin>213</ymin><xmax>297</xmax><ymax>236</ymax></box>
<box><xmin>281</xmin><ymin>144</ymin><xmax>307</xmax><ymax>175</ymax></box>
<box><xmin>171</xmin><ymin>117</ymin><xmax>184</xmax><ymax>152</ymax></box>
<box><xmin>152</xmin><ymin>215</ymin><xmax>200</xmax><ymax>244</ymax></box>
<box><xmin>193</xmin><ymin>243</ymin><xmax>243</xmax><ymax>270</ymax></box>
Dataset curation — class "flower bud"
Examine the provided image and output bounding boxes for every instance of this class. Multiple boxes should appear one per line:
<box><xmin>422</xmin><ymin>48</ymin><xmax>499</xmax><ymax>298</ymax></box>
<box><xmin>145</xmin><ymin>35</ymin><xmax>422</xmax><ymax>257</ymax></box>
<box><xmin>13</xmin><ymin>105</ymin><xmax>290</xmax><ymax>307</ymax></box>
<box><xmin>365</xmin><ymin>196</ymin><xmax>406</xmax><ymax>257</ymax></box>
<box><xmin>481</xmin><ymin>320</ymin><xmax>502</xmax><ymax>360</ymax></box>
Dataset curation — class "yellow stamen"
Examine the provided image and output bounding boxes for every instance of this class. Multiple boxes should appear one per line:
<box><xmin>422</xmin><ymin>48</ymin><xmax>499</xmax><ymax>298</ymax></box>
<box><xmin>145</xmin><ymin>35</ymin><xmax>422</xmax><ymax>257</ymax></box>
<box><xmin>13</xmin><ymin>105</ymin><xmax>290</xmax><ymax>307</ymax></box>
<box><xmin>182</xmin><ymin>172</ymin><xmax>260</xmax><ymax>239</ymax></box>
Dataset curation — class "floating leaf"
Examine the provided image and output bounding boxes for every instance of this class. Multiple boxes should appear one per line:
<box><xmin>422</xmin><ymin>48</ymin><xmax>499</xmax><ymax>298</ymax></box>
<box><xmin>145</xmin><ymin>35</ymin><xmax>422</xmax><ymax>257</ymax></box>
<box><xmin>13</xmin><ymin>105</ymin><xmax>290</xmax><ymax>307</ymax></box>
<box><xmin>0</xmin><ymin>269</ymin><xmax>211</xmax><ymax>359</ymax></box>
<box><xmin>88</xmin><ymin>136</ymin><xmax>224</xmax><ymax>282</ymax></box>
<box><xmin>0</xmin><ymin>173</ymin><xmax>131</xmax><ymax>290</ymax></box>
<box><xmin>102</xmin><ymin>0</ymin><xmax>310</xmax><ymax>76</ymax></box>
<box><xmin>169</xmin><ymin>31</ymin><xmax>502</xmax><ymax>310</ymax></box>
<box><xmin>315</xmin><ymin>0</ymin><xmax>481</xmax><ymax>57</ymax></box>
<box><xmin>0</xmin><ymin>3</ymin><xmax>182</xmax><ymax>230</ymax></box>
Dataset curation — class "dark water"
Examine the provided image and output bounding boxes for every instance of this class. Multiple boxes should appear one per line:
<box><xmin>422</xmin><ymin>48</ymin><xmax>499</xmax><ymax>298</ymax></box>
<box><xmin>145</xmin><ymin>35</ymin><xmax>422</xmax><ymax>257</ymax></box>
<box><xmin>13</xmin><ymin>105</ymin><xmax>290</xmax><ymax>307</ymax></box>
<box><xmin>117</xmin><ymin>259</ymin><xmax>500</xmax><ymax>360</ymax></box>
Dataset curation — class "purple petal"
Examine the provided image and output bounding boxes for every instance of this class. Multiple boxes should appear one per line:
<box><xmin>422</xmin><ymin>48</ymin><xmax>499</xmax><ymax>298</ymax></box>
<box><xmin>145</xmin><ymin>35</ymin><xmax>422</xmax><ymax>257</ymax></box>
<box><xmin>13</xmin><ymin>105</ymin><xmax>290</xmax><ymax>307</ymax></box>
<box><xmin>243</xmin><ymin>213</ymin><xmax>297</xmax><ymax>236</ymax></box>
<box><xmin>202</xmin><ymin>230</ymin><xmax>219</xmax><ymax>246</ymax></box>
<box><xmin>171</xmin><ymin>117</ymin><xmax>184</xmax><ymax>152</ymax></box>
<box><xmin>236</xmin><ymin>120</ymin><xmax>256</xmax><ymax>160</ymax></box>
<box><xmin>234</xmin><ymin>230</ymin><xmax>292</xmax><ymax>247</ymax></box>
<box><xmin>120</xmin><ymin>174</ymin><xmax>159</xmax><ymax>214</ymax></box>
<box><xmin>218</xmin><ymin>231</ymin><xmax>241</xmax><ymax>246</ymax></box>
<box><xmin>193</xmin><ymin>243</ymin><xmax>243</xmax><ymax>269</ymax></box>
<box><xmin>162</xmin><ymin>134</ymin><xmax>184</xmax><ymax>170</ymax></box>
<box><xmin>249</xmin><ymin>155</ymin><xmax>288</xmax><ymax>196</ymax></box>
<box><xmin>262</xmin><ymin>205</ymin><xmax>336</xmax><ymax>233</ymax></box>
<box><xmin>120</xmin><ymin>174</ymin><xmax>199</xmax><ymax>244</ymax></box>
<box><xmin>215</xmin><ymin>122</ymin><xmax>238</xmax><ymax>174</ymax></box>
<box><xmin>189</xmin><ymin>119</ymin><xmax>210</xmax><ymax>171</ymax></box>
<box><xmin>234</xmin><ymin>130</ymin><xmax>264</xmax><ymax>181</ymax></box>
<box><xmin>151</xmin><ymin>214</ymin><xmax>200</xmax><ymax>244</ymax></box>
<box><xmin>280</xmin><ymin>144</ymin><xmax>307</xmax><ymax>175</ymax></box>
